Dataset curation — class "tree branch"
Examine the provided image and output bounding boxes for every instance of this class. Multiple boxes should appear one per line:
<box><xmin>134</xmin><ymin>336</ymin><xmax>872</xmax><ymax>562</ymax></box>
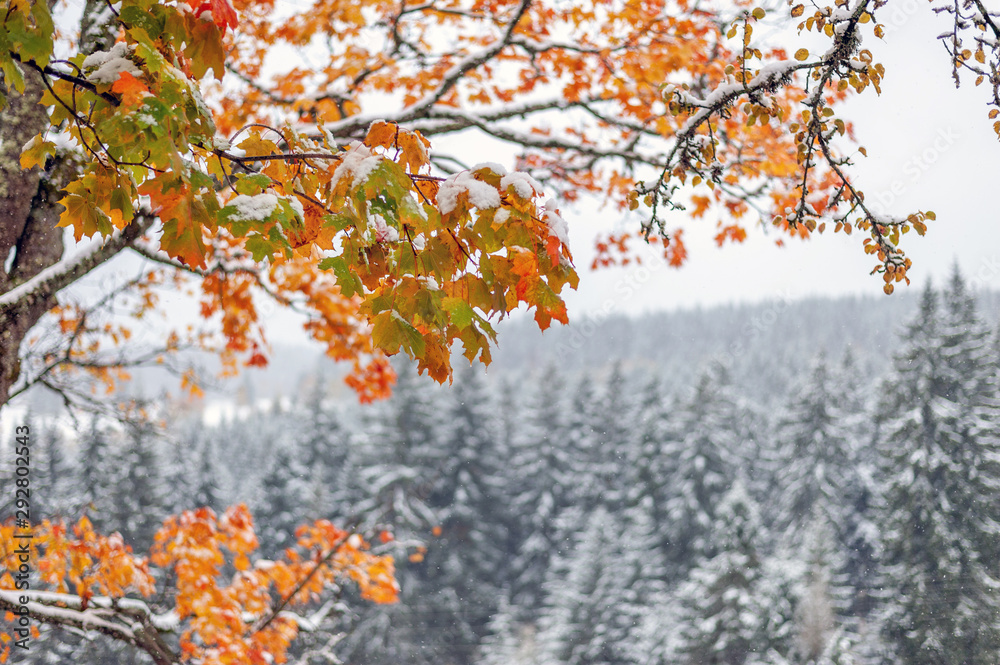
<box><xmin>0</xmin><ymin>590</ymin><xmax>181</xmax><ymax>665</ymax></box>
<box><xmin>0</xmin><ymin>215</ymin><xmax>154</xmax><ymax>316</ymax></box>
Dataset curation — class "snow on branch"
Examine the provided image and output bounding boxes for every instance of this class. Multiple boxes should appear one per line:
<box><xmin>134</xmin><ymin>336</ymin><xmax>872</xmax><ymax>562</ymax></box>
<box><xmin>0</xmin><ymin>589</ymin><xmax>181</xmax><ymax>665</ymax></box>
<box><xmin>0</xmin><ymin>216</ymin><xmax>154</xmax><ymax>314</ymax></box>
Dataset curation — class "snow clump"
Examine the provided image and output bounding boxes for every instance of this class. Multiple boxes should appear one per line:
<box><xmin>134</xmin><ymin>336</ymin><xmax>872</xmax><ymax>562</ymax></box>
<box><xmin>372</xmin><ymin>214</ymin><xmax>400</xmax><ymax>243</ymax></box>
<box><xmin>472</xmin><ymin>162</ymin><xmax>508</xmax><ymax>176</ymax></box>
<box><xmin>500</xmin><ymin>172</ymin><xmax>543</xmax><ymax>200</ymax></box>
<box><xmin>333</xmin><ymin>141</ymin><xmax>382</xmax><ymax>188</ymax></box>
<box><xmin>229</xmin><ymin>194</ymin><xmax>278</xmax><ymax>222</ymax></box>
<box><xmin>542</xmin><ymin>199</ymin><xmax>570</xmax><ymax>246</ymax></box>
<box><xmin>437</xmin><ymin>171</ymin><xmax>501</xmax><ymax>215</ymax></box>
<box><xmin>82</xmin><ymin>43</ymin><xmax>143</xmax><ymax>85</ymax></box>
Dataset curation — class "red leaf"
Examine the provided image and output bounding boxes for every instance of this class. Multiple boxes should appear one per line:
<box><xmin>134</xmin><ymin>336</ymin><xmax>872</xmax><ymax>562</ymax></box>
<box><xmin>209</xmin><ymin>0</ymin><xmax>239</xmax><ymax>31</ymax></box>
<box><xmin>188</xmin><ymin>0</ymin><xmax>238</xmax><ymax>32</ymax></box>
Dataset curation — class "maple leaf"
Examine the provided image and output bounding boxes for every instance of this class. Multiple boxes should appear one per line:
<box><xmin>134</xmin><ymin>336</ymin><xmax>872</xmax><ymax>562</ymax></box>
<box><xmin>714</xmin><ymin>224</ymin><xmax>748</xmax><ymax>246</ymax></box>
<box><xmin>110</xmin><ymin>71</ymin><xmax>149</xmax><ymax>108</ymax></box>
<box><xmin>19</xmin><ymin>135</ymin><xmax>56</xmax><ymax>170</ymax></box>
<box><xmin>186</xmin><ymin>0</ymin><xmax>238</xmax><ymax>32</ymax></box>
<box><xmin>138</xmin><ymin>175</ymin><xmax>211</xmax><ymax>268</ymax></box>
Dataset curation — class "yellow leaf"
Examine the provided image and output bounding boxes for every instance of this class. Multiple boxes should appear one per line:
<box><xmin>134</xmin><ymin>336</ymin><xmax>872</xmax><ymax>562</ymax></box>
<box><xmin>237</xmin><ymin>133</ymin><xmax>279</xmax><ymax>158</ymax></box>
<box><xmin>19</xmin><ymin>135</ymin><xmax>56</xmax><ymax>170</ymax></box>
<box><xmin>794</xmin><ymin>48</ymin><xmax>810</xmax><ymax>61</ymax></box>
<box><xmin>752</xmin><ymin>7</ymin><xmax>765</xmax><ymax>19</ymax></box>
<box><xmin>790</xmin><ymin>4</ymin><xmax>804</xmax><ymax>17</ymax></box>
<box><xmin>397</xmin><ymin>130</ymin><xmax>430</xmax><ymax>173</ymax></box>
<box><xmin>366</xmin><ymin>121</ymin><xmax>397</xmax><ymax>150</ymax></box>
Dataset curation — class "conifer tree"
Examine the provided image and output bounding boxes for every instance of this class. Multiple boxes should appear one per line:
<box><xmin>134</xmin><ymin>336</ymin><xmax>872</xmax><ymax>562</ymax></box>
<box><xmin>255</xmin><ymin>445</ymin><xmax>309</xmax><ymax>558</ymax></box>
<box><xmin>829</xmin><ymin>349</ymin><xmax>883</xmax><ymax>623</ymax></box>
<box><xmin>373</xmin><ymin>364</ymin><xmax>513</xmax><ymax>664</ymax></box>
<box><xmin>672</xmin><ymin>480</ymin><xmax>789</xmax><ymax>665</ymax></box>
<box><xmin>298</xmin><ymin>372</ymin><xmax>349</xmax><ymax>520</ymax></box>
<box><xmin>771</xmin><ymin>357</ymin><xmax>855</xmax><ymax>535</ymax></box>
<box><xmin>622</xmin><ymin>377</ymin><xmax>678</xmax><ymax>548</ymax></box>
<box><xmin>789</xmin><ymin>514</ymin><xmax>856</xmax><ymax>664</ymax></box>
<box><xmin>507</xmin><ymin>366</ymin><xmax>576</xmax><ymax>617</ymax></box>
<box><xmin>350</xmin><ymin>361</ymin><xmax>441</xmax><ymax>532</ymax></box>
<box><xmin>108</xmin><ymin>420</ymin><xmax>168</xmax><ymax>551</ymax></box>
<box><xmin>877</xmin><ymin>276</ymin><xmax>1000</xmax><ymax>664</ymax></box>
<box><xmin>478</xmin><ymin>597</ymin><xmax>538</xmax><ymax>665</ymax></box>
<box><xmin>76</xmin><ymin>419</ymin><xmax>117</xmax><ymax>532</ymax></box>
<box><xmin>336</xmin><ymin>362</ymin><xmax>461</xmax><ymax>665</ymax></box>
<box><xmin>664</xmin><ymin>363</ymin><xmax>751</xmax><ymax>579</ymax></box>
<box><xmin>560</xmin><ymin>372</ymin><xmax>601</xmax><ymax>515</ymax></box>
<box><xmin>536</xmin><ymin>503</ymin><xmax>666</xmax><ymax>665</ymax></box>
<box><xmin>589</xmin><ymin>363</ymin><xmax>633</xmax><ymax>511</ymax></box>
<box><xmin>37</xmin><ymin>423</ymin><xmax>71</xmax><ymax>519</ymax></box>
<box><xmin>192</xmin><ymin>436</ymin><xmax>222</xmax><ymax>511</ymax></box>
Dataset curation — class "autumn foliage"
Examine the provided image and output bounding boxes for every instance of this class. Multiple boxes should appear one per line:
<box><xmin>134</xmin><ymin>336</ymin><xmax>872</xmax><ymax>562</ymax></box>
<box><xmin>4</xmin><ymin>0</ymin><xmax>996</xmax><ymax>408</ymax></box>
<box><xmin>0</xmin><ymin>507</ymin><xmax>397</xmax><ymax>664</ymax></box>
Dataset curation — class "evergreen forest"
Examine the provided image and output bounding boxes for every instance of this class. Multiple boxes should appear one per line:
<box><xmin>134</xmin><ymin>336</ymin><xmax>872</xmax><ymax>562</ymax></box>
<box><xmin>4</xmin><ymin>269</ymin><xmax>1000</xmax><ymax>665</ymax></box>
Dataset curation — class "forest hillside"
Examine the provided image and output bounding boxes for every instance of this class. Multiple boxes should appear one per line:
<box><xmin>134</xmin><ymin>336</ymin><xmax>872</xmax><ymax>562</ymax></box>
<box><xmin>4</xmin><ymin>272</ymin><xmax>1000</xmax><ymax>665</ymax></box>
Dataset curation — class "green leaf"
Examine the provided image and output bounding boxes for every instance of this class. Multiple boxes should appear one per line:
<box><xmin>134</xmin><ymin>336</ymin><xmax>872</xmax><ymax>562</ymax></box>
<box><xmin>244</xmin><ymin>234</ymin><xmax>275</xmax><ymax>262</ymax></box>
<box><xmin>110</xmin><ymin>187</ymin><xmax>135</xmax><ymax>222</ymax></box>
<box><xmin>398</xmin><ymin>314</ymin><xmax>426</xmax><ymax>357</ymax></box>
<box><xmin>1</xmin><ymin>57</ymin><xmax>25</xmax><ymax>94</ymax></box>
<box><xmin>367</xmin><ymin>293</ymin><xmax>395</xmax><ymax>315</ymax></box>
<box><xmin>442</xmin><ymin>297</ymin><xmax>475</xmax><ymax>329</ymax></box>
<box><xmin>323</xmin><ymin>213</ymin><xmax>356</xmax><ymax>232</ymax></box>
<box><xmin>317</xmin><ymin>256</ymin><xmax>364</xmax><ymax>297</ymax></box>
<box><xmin>120</xmin><ymin>4</ymin><xmax>165</xmax><ymax>38</ymax></box>
<box><xmin>235</xmin><ymin>173</ymin><xmax>273</xmax><ymax>196</ymax></box>
<box><xmin>371</xmin><ymin>311</ymin><xmax>404</xmax><ymax>354</ymax></box>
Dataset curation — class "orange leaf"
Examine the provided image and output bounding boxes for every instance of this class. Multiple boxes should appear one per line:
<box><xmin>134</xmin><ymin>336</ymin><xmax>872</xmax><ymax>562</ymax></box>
<box><xmin>713</xmin><ymin>224</ymin><xmax>747</xmax><ymax>246</ymax></box>
<box><xmin>110</xmin><ymin>71</ymin><xmax>149</xmax><ymax>109</ymax></box>
<box><xmin>365</xmin><ymin>121</ymin><xmax>398</xmax><ymax>150</ymax></box>
<box><xmin>137</xmin><ymin>176</ymin><xmax>209</xmax><ymax>268</ymax></box>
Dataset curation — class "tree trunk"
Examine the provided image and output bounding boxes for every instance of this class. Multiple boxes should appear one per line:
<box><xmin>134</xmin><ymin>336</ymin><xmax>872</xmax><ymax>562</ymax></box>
<box><xmin>0</xmin><ymin>67</ymin><xmax>65</xmax><ymax>408</ymax></box>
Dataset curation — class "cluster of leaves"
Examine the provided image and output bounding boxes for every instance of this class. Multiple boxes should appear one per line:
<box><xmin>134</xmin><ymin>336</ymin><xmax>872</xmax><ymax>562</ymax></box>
<box><xmin>933</xmin><ymin>0</ymin><xmax>1000</xmax><ymax>137</ymax></box>
<box><xmin>0</xmin><ymin>506</ymin><xmax>397</xmax><ymax>664</ymax></box>
<box><xmin>631</xmin><ymin>1</ymin><xmax>948</xmax><ymax>291</ymax></box>
<box><xmin>225</xmin><ymin>0</ymin><xmax>815</xmax><ymax>274</ymax></box>
<box><xmin>2</xmin><ymin>0</ymin><xmax>576</xmax><ymax>400</ymax></box>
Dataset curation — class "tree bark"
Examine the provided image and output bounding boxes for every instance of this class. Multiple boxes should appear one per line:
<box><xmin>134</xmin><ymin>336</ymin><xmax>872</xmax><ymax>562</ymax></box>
<box><xmin>0</xmin><ymin>0</ymin><xmax>131</xmax><ymax>410</ymax></box>
<box><xmin>0</xmin><ymin>67</ymin><xmax>65</xmax><ymax>408</ymax></box>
